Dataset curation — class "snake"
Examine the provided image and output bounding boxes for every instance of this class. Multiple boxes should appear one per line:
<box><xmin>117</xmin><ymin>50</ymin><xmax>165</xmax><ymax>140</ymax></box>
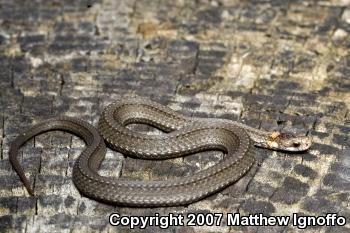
<box><xmin>9</xmin><ymin>97</ymin><xmax>312</xmax><ymax>207</ymax></box>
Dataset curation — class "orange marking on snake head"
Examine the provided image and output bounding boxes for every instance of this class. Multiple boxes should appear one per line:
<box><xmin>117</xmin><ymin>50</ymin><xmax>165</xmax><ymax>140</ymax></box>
<box><xmin>269</xmin><ymin>131</ymin><xmax>281</xmax><ymax>141</ymax></box>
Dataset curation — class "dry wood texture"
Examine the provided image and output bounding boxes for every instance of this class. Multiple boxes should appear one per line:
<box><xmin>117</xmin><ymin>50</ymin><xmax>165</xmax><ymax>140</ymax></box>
<box><xmin>0</xmin><ymin>0</ymin><xmax>350</xmax><ymax>232</ymax></box>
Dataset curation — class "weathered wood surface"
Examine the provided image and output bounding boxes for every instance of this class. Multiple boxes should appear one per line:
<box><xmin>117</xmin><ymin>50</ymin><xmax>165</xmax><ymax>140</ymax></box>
<box><xmin>0</xmin><ymin>0</ymin><xmax>350</xmax><ymax>232</ymax></box>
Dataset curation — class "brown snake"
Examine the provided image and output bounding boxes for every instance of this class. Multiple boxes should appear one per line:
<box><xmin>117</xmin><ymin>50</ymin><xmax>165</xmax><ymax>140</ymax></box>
<box><xmin>9</xmin><ymin>97</ymin><xmax>312</xmax><ymax>207</ymax></box>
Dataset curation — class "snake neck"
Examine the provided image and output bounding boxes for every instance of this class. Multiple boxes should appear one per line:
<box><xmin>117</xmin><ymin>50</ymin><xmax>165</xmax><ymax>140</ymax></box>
<box><xmin>191</xmin><ymin>119</ymin><xmax>311</xmax><ymax>152</ymax></box>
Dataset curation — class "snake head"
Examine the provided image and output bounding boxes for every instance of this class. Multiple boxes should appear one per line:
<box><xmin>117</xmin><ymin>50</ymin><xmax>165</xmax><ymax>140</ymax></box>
<box><xmin>267</xmin><ymin>132</ymin><xmax>312</xmax><ymax>152</ymax></box>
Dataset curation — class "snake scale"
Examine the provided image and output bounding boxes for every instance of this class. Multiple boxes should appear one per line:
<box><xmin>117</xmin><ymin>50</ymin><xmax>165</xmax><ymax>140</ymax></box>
<box><xmin>9</xmin><ymin>97</ymin><xmax>312</xmax><ymax>207</ymax></box>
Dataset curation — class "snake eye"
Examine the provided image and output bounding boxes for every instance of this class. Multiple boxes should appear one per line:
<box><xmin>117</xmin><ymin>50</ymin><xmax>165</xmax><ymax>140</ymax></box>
<box><xmin>293</xmin><ymin>141</ymin><xmax>301</xmax><ymax>147</ymax></box>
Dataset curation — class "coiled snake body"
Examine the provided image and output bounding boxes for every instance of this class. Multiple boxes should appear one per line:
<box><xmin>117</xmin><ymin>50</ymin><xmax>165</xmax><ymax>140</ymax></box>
<box><xmin>9</xmin><ymin>98</ymin><xmax>311</xmax><ymax>207</ymax></box>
